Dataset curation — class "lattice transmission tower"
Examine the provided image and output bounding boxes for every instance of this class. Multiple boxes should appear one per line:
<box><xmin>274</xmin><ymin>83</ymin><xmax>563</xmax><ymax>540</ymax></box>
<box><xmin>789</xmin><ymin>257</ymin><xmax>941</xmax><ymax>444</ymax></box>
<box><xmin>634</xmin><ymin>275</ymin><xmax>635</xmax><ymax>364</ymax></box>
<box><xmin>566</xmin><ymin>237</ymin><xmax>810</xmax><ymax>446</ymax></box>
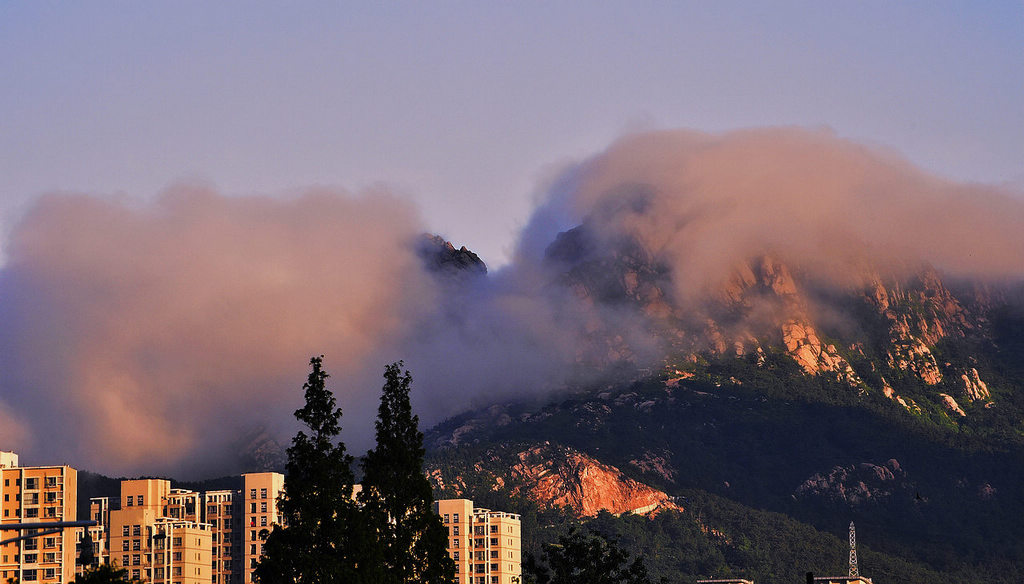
<box><xmin>849</xmin><ymin>521</ymin><xmax>859</xmax><ymax>578</ymax></box>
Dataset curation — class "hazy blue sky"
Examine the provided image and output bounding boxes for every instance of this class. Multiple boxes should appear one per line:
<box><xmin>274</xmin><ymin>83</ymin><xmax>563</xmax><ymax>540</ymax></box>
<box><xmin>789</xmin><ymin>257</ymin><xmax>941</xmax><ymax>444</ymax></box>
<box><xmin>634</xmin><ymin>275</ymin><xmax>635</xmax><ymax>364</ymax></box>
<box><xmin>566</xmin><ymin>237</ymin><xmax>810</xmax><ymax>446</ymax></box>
<box><xmin>2</xmin><ymin>1</ymin><xmax>1022</xmax><ymax>266</ymax></box>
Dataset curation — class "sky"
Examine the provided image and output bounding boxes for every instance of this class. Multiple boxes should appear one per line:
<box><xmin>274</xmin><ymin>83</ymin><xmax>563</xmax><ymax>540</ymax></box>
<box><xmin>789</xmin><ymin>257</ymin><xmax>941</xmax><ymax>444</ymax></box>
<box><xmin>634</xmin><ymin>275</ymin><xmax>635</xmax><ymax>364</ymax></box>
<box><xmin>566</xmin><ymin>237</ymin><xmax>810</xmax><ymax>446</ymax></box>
<box><xmin>2</xmin><ymin>2</ymin><xmax>1022</xmax><ymax>268</ymax></box>
<box><xmin>1</xmin><ymin>3</ymin><xmax>1024</xmax><ymax>475</ymax></box>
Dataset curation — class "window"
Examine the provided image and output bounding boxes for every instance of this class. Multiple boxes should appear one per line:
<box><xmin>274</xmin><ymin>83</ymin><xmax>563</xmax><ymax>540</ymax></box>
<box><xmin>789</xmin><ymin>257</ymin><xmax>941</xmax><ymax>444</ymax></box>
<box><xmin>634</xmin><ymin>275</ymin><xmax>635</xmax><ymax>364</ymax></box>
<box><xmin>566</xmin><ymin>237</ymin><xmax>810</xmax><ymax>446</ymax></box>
<box><xmin>122</xmin><ymin>525</ymin><xmax>130</xmax><ymax>537</ymax></box>
<box><xmin>260</xmin><ymin>488</ymin><xmax>267</xmax><ymax>499</ymax></box>
<box><xmin>250</xmin><ymin>530</ymin><xmax>256</xmax><ymax>541</ymax></box>
<box><xmin>122</xmin><ymin>541</ymin><xmax>130</xmax><ymax>552</ymax></box>
<box><xmin>490</xmin><ymin>538</ymin><xmax>497</xmax><ymax>546</ymax></box>
<box><xmin>132</xmin><ymin>570</ymin><xmax>140</xmax><ymax>580</ymax></box>
<box><xmin>121</xmin><ymin>555</ymin><xmax>129</xmax><ymax>566</ymax></box>
<box><xmin>173</xmin><ymin>537</ymin><xmax>182</xmax><ymax>546</ymax></box>
<box><xmin>173</xmin><ymin>552</ymin><xmax>182</xmax><ymax>561</ymax></box>
<box><xmin>250</xmin><ymin>558</ymin><xmax>257</xmax><ymax>569</ymax></box>
<box><xmin>260</xmin><ymin>502</ymin><xmax>267</xmax><ymax>513</ymax></box>
<box><xmin>453</xmin><ymin>513</ymin><xmax>459</xmax><ymax>522</ymax></box>
<box><xmin>45</xmin><ymin>492</ymin><xmax>57</xmax><ymax>503</ymax></box>
<box><xmin>132</xmin><ymin>554</ymin><xmax>140</xmax><ymax>566</ymax></box>
<box><xmin>208</xmin><ymin>505</ymin><xmax>217</xmax><ymax>516</ymax></box>
<box><xmin>45</xmin><ymin>507</ymin><xmax>57</xmax><ymax>518</ymax></box>
<box><xmin>249</xmin><ymin>489</ymin><xmax>257</xmax><ymax>499</ymax></box>
<box><xmin>21</xmin><ymin>569</ymin><xmax>36</xmax><ymax>581</ymax></box>
<box><xmin>453</xmin><ymin>526</ymin><xmax>459</xmax><ymax>536</ymax></box>
<box><xmin>133</xmin><ymin>525</ymin><xmax>141</xmax><ymax>536</ymax></box>
<box><xmin>43</xmin><ymin>538</ymin><xmax>56</xmax><ymax>549</ymax></box>
<box><xmin>25</xmin><ymin>478</ymin><xmax>38</xmax><ymax>490</ymax></box>
<box><xmin>137</xmin><ymin>495</ymin><xmax>144</xmax><ymax>506</ymax></box>
<box><xmin>260</xmin><ymin>516</ymin><xmax>267</xmax><ymax>526</ymax></box>
<box><xmin>45</xmin><ymin>476</ymin><xmax>58</xmax><ymax>488</ymax></box>
<box><xmin>250</xmin><ymin>544</ymin><xmax>256</xmax><ymax>555</ymax></box>
<box><xmin>133</xmin><ymin>540</ymin><xmax>141</xmax><ymax>551</ymax></box>
<box><xmin>25</xmin><ymin>508</ymin><xmax>38</xmax><ymax>518</ymax></box>
<box><xmin>126</xmin><ymin>495</ymin><xmax>134</xmax><ymax>506</ymax></box>
<box><xmin>444</xmin><ymin>514</ymin><xmax>449</xmax><ymax>523</ymax></box>
<box><xmin>24</xmin><ymin>553</ymin><xmax>37</xmax><ymax>563</ymax></box>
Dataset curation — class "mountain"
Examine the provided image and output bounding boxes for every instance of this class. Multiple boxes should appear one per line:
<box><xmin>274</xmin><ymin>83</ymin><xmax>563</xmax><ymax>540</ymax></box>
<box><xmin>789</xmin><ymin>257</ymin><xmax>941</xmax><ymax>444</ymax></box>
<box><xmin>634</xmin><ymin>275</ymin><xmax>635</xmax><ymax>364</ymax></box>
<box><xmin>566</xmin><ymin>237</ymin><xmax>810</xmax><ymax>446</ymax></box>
<box><xmin>423</xmin><ymin>227</ymin><xmax>1024</xmax><ymax>584</ymax></box>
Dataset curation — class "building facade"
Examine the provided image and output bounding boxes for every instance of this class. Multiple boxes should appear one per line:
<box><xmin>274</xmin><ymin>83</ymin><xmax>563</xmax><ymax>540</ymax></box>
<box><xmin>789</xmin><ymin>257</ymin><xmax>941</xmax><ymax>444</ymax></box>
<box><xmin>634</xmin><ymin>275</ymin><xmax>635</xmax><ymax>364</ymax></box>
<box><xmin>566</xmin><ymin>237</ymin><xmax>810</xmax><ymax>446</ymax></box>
<box><xmin>0</xmin><ymin>451</ymin><xmax>78</xmax><ymax>584</ymax></box>
<box><xmin>434</xmin><ymin>498</ymin><xmax>521</xmax><ymax>584</ymax></box>
<box><xmin>90</xmin><ymin>472</ymin><xmax>285</xmax><ymax>584</ymax></box>
<box><xmin>104</xmin><ymin>479</ymin><xmax>213</xmax><ymax>584</ymax></box>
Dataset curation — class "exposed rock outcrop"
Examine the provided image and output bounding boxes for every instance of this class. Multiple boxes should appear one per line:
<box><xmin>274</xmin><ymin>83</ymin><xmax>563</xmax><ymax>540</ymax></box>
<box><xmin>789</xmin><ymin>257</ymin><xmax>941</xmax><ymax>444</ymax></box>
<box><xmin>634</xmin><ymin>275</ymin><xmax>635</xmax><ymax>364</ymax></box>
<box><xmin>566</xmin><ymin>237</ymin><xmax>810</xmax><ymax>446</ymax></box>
<box><xmin>418</xmin><ymin>234</ymin><xmax>487</xmax><ymax>278</ymax></box>
<box><xmin>795</xmin><ymin>459</ymin><xmax>914</xmax><ymax>506</ymax></box>
<box><xmin>508</xmin><ymin>443</ymin><xmax>681</xmax><ymax>516</ymax></box>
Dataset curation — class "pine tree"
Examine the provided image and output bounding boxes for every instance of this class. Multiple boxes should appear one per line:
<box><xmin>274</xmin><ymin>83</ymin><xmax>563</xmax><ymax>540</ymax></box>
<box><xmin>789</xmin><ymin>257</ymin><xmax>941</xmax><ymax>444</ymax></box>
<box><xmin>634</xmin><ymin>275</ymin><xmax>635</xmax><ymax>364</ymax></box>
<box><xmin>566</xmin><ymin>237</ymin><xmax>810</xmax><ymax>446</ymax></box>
<box><xmin>360</xmin><ymin>362</ymin><xmax>455</xmax><ymax>584</ymax></box>
<box><xmin>256</xmin><ymin>356</ymin><xmax>360</xmax><ymax>583</ymax></box>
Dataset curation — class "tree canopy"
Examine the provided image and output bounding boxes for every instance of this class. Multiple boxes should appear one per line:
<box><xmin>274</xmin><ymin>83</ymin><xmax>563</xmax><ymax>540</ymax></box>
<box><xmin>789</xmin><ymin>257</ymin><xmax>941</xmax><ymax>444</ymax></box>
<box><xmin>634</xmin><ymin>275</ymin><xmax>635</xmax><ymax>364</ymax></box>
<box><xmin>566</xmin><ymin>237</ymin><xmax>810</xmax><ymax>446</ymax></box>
<box><xmin>256</xmin><ymin>356</ymin><xmax>361</xmax><ymax>583</ymax></box>
<box><xmin>360</xmin><ymin>362</ymin><xmax>455</xmax><ymax>584</ymax></box>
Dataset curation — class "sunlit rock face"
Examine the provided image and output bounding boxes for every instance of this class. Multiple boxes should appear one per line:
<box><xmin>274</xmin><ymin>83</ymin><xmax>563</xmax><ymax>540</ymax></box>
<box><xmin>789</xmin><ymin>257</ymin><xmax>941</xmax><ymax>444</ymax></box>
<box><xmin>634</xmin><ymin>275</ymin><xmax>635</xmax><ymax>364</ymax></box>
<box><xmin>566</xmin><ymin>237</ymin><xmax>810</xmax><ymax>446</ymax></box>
<box><xmin>426</xmin><ymin>442</ymin><xmax>680</xmax><ymax>518</ymax></box>
<box><xmin>543</xmin><ymin>218</ymin><xmax>1011</xmax><ymax>420</ymax></box>
<box><xmin>507</xmin><ymin>443</ymin><xmax>680</xmax><ymax>517</ymax></box>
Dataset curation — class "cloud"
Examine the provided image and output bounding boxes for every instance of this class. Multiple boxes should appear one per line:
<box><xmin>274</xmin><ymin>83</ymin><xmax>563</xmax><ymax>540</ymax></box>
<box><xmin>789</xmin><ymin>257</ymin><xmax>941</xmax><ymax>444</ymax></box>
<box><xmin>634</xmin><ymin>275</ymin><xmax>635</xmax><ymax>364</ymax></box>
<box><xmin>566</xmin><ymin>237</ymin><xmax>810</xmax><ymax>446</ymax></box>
<box><xmin>0</xmin><ymin>185</ymin><xmax>436</xmax><ymax>475</ymax></box>
<box><xmin>520</xmin><ymin>127</ymin><xmax>1024</xmax><ymax>300</ymax></box>
<box><xmin>2</xmin><ymin>127</ymin><xmax>1022</xmax><ymax>476</ymax></box>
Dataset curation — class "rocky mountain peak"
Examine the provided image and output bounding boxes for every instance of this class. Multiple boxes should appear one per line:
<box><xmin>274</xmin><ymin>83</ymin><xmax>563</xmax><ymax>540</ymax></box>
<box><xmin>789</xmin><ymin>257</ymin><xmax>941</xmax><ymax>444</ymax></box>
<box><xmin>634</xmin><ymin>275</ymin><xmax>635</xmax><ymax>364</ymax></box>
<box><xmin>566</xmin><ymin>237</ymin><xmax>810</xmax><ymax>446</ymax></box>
<box><xmin>417</xmin><ymin>234</ymin><xmax>487</xmax><ymax>279</ymax></box>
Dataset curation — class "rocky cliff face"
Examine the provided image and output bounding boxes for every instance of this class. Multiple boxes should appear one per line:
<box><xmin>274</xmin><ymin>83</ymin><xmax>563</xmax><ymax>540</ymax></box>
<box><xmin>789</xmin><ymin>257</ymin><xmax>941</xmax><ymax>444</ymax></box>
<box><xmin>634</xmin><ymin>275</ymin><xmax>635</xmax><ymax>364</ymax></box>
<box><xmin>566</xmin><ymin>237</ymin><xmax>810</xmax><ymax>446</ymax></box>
<box><xmin>795</xmin><ymin>459</ymin><xmax>916</xmax><ymax>506</ymax></box>
<box><xmin>418</xmin><ymin>234</ymin><xmax>487</xmax><ymax>279</ymax></box>
<box><xmin>508</xmin><ymin>443</ymin><xmax>680</xmax><ymax>516</ymax></box>
<box><xmin>427</xmin><ymin>441</ymin><xmax>680</xmax><ymax>517</ymax></box>
<box><xmin>543</xmin><ymin>224</ymin><xmax>1007</xmax><ymax>419</ymax></box>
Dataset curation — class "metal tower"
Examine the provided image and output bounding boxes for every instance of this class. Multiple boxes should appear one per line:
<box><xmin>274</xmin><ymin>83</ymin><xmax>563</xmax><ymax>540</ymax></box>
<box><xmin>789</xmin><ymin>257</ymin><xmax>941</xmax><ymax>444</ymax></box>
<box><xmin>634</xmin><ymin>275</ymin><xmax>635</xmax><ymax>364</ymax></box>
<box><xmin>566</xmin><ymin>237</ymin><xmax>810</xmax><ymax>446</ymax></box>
<box><xmin>849</xmin><ymin>521</ymin><xmax>859</xmax><ymax>578</ymax></box>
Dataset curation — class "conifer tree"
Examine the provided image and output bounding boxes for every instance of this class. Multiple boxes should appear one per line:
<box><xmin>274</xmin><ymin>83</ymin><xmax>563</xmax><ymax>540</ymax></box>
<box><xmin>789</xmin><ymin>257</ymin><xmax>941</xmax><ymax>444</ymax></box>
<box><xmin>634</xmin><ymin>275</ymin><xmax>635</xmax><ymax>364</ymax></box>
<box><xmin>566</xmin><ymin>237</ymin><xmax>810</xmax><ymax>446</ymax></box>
<box><xmin>256</xmin><ymin>356</ymin><xmax>360</xmax><ymax>583</ymax></box>
<box><xmin>360</xmin><ymin>362</ymin><xmax>455</xmax><ymax>584</ymax></box>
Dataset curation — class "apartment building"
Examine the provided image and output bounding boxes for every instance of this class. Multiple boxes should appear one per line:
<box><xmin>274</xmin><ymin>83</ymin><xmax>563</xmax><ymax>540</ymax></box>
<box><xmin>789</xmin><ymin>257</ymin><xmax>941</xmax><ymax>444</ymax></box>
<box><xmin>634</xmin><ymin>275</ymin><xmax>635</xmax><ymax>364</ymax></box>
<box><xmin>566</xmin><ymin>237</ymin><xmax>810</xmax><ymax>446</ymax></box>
<box><xmin>0</xmin><ymin>451</ymin><xmax>78</xmax><ymax>584</ymax></box>
<box><xmin>203</xmin><ymin>489</ymin><xmax>236</xmax><ymax>584</ymax></box>
<box><xmin>104</xmin><ymin>479</ymin><xmax>213</xmax><ymax>584</ymax></box>
<box><xmin>90</xmin><ymin>472</ymin><xmax>285</xmax><ymax>584</ymax></box>
<box><xmin>434</xmin><ymin>499</ymin><xmax>521</xmax><ymax>584</ymax></box>
<box><xmin>240</xmin><ymin>472</ymin><xmax>284</xmax><ymax>584</ymax></box>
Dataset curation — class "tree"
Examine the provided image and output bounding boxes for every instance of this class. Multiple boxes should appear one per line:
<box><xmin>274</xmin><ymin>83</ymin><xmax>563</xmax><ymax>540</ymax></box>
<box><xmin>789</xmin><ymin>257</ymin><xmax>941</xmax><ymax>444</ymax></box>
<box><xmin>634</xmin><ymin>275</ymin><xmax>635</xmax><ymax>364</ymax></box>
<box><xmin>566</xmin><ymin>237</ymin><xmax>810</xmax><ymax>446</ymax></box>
<box><xmin>359</xmin><ymin>362</ymin><xmax>455</xmax><ymax>584</ymax></box>
<box><xmin>525</xmin><ymin>530</ymin><xmax>664</xmax><ymax>584</ymax></box>
<box><xmin>71</xmin><ymin>563</ymin><xmax>142</xmax><ymax>584</ymax></box>
<box><xmin>78</xmin><ymin>530</ymin><xmax>96</xmax><ymax>568</ymax></box>
<box><xmin>256</xmin><ymin>357</ymin><xmax>361</xmax><ymax>583</ymax></box>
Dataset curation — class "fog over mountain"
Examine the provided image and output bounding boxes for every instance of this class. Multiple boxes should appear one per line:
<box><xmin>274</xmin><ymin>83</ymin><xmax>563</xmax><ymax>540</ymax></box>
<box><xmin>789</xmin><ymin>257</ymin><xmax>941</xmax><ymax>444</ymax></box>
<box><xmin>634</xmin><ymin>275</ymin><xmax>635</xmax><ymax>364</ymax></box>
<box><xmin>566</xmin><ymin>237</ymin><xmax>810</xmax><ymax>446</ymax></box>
<box><xmin>1</xmin><ymin>127</ymin><xmax>1021</xmax><ymax>476</ymax></box>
